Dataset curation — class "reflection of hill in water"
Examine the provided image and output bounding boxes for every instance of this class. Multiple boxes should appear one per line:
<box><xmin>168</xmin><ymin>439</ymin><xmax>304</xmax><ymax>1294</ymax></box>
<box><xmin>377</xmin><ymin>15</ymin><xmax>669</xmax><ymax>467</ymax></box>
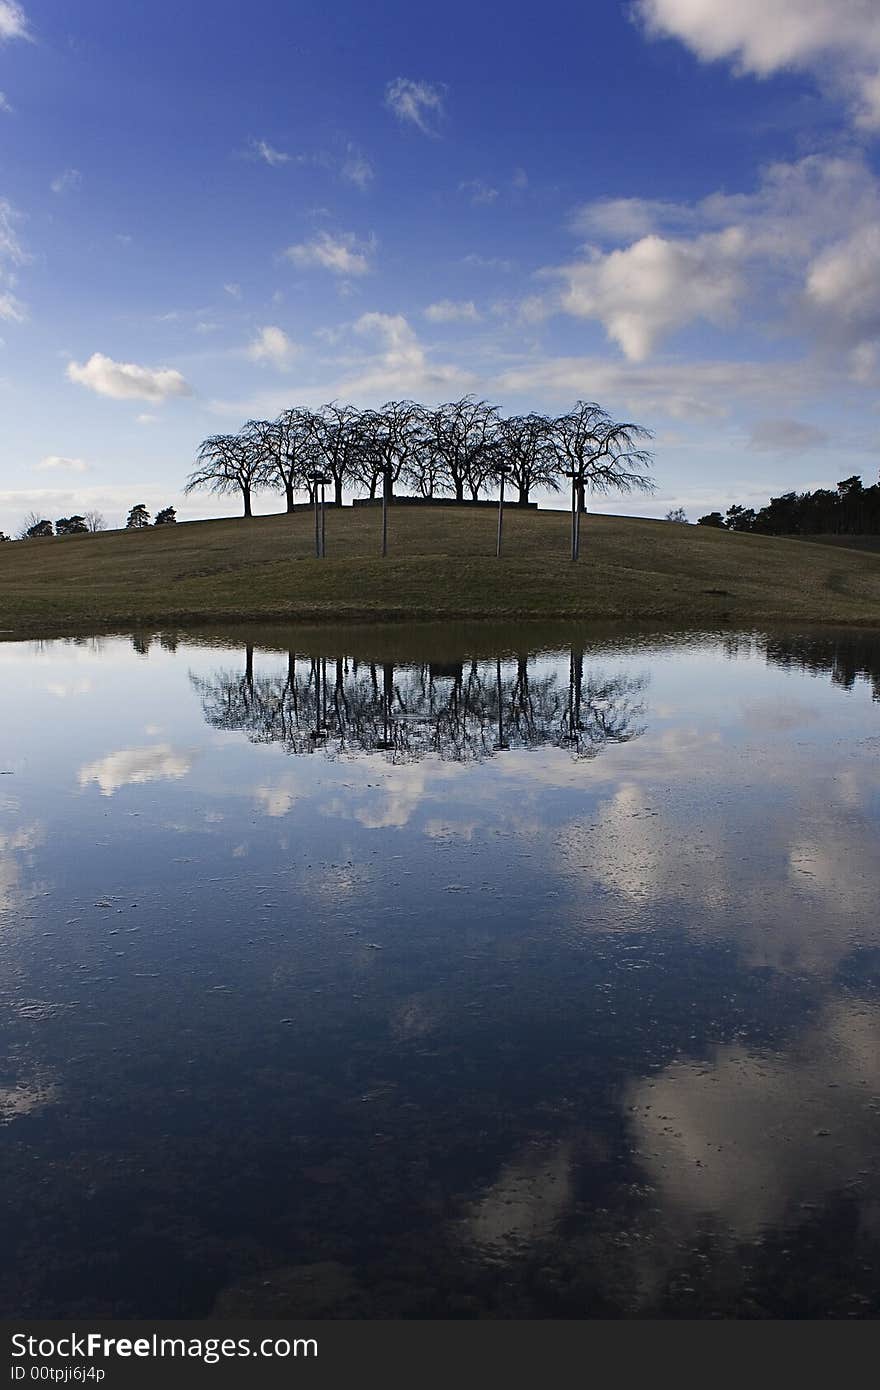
<box><xmin>190</xmin><ymin>648</ymin><xmax>648</xmax><ymax>763</ymax></box>
<box><xmin>725</xmin><ymin>632</ymin><xmax>880</xmax><ymax>700</ymax></box>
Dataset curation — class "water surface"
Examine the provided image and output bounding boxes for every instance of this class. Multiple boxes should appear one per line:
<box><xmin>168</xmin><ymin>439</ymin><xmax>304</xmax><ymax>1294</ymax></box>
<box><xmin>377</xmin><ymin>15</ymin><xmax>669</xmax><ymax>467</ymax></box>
<box><xmin>1</xmin><ymin>624</ymin><xmax>878</xmax><ymax>1318</ymax></box>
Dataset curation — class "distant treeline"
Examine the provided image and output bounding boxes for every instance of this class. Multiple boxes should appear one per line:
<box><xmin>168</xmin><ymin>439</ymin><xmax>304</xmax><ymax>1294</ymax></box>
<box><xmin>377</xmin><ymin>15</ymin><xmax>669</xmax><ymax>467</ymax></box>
<box><xmin>7</xmin><ymin>505</ymin><xmax>177</xmax><ymax>541</ymax></box>
<box><xmin>698</xmin><ymin>474</ymin><xmax>880</xmax><ymax>535</ymax></box>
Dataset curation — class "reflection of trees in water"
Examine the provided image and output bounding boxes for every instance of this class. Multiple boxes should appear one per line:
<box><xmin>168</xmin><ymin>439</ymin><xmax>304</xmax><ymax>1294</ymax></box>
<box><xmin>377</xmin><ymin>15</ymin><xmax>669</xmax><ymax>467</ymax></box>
<box><xmin>190</xmin><ymin>648</ymin><xmax>647</xmax><ymax>763</ymax></box>
<box><xmin>725</xmin><ymin>632</ymin><xmax>880</xmax><ymax>700</ymax></box>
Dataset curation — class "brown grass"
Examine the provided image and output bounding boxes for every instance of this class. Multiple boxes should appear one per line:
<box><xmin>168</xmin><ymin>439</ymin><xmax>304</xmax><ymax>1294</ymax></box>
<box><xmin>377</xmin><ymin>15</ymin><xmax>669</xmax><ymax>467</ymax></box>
<box><xmin>1</xmin><ymin>505</ymin><xmax>879</xmax><ymax>637</ymax></box>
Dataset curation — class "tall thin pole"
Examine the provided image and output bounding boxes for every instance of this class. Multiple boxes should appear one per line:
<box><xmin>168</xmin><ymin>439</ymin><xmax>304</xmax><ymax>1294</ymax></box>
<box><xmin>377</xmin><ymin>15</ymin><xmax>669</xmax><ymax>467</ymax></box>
<box><xmin>570</xmin><ymin>470</ymin><xmax>577</xmax><ymax>562</ymax></box>
<box><xmin>381</xmin><ymin>473</ymin><xmax>388</xmax><ymax>557</ymax></box>
<box><xmin>496</xmin><ymin>468</ymin><xmax>505</xmax><ymax>558</ymax></box>
<box><xmin>313</xmin><ymin>482</ymin><xmax>320</xmax><ymax>558</ymax></box>
<box><xmin>320</xmin><ymin>480</ymin><xmax>326</xmax><ymax>558</ymax></box>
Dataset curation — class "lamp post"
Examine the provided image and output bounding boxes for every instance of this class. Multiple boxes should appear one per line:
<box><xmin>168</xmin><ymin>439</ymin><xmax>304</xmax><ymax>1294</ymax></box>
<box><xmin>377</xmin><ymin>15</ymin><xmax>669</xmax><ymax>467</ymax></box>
<box><xmin>307</xmin><ymin>471</ymin><xmax>330</xmax><ymax>557</ymax></box>
<box><xmin>496</xmin><ymin>464</ymin><xmax>507</xmax><ymax>558</ymax></box>
<box><xmin>563</xmin><ymin>468</ymin><xmax>580</xmax><ymax>561</ymax></box>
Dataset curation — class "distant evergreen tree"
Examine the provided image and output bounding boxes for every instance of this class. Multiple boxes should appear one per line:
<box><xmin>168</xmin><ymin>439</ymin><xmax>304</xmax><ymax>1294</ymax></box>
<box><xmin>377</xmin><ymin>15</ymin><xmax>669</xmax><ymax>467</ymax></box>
<box><xmin>154</xmin><ymin>506</ymin><xmax>177</xmax><ymax>525</ymax></box>
<box><xmin>25</xmin><ymin>519</ymin><xmax>54</xmax><ymax>538</ymax></box>
<box><xmin>55</xmin><ymin>515</ymin><xmax>88</xmax><ymax>535</ymax></box>
<box><xmin>126</xmin><ymin>504</ymin><xmax>151</xmax><ymax>528</ymax></box>
<box><xmin>697</xmin><ymin>512</ymin><xmax>726</xmax><ymax>528</ymax></box>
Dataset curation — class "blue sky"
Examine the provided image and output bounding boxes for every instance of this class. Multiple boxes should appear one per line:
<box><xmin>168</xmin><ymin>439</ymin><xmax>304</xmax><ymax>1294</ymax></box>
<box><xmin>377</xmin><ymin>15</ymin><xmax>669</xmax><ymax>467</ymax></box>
<box><xmin>2</xmin><ymin>0</ymin><xmax>880</xmax><ymax>527</ymax></box>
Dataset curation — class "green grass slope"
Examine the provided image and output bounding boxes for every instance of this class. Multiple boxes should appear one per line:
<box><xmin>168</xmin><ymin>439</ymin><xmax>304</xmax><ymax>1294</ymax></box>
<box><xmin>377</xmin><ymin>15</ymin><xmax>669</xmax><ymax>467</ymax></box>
<box><xmin>1</xmin><ymin>506</ymin><xmax>879</xmax><ymax>636</ymax></box>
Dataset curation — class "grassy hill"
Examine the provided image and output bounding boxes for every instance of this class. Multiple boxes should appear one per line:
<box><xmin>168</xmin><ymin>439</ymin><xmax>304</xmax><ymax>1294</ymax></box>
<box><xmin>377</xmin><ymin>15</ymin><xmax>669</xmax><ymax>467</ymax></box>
<box><xmin>1</xmin><ymin>505</ymin><xmax>879</xmax><ymax>637</ymax></box>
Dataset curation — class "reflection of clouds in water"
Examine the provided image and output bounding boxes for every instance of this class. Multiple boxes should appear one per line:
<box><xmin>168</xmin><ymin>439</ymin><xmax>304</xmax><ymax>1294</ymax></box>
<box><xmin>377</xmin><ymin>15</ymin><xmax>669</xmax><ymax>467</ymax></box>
<box><xmin>323</xmin><ymin>758</ymin><xmax>465</xmax><ymax>831</ymax></box>
<box><xmin>463</xmin><ymin>1142</ymin><xmax>573</xmax><ymax>1262</ymax></box>
<box><xmin>626</xmin><ymin>999</ymin><xmax>880</xmax><ymax>1243</ymax></box>
<box><xmin>0</xmin><ymin>1075</ymin><xmax>59</xmax><ymax>1124</ymax></box>
<box><xmin>0</xmin><ymin>822</ymin><xmax>45</xmax><ymax>912</ymax></box>
<box><xmin>77</xmin><ymin>744</ymin><xmax>194</xmax><ymax>796</ymax></box>
<box><xmin>555</xmin><ymin>735</ymin><xmax>879</xmax><ymax>975</ymax></box>
<box><xmin>739</xmin><ymin>697</ymin><xmax>819</xmax><ymax>732</ymax></box>
<box><xmin>45</xmin><ymin>679</ymin><xmax>92</xmax><ymax>699</ymax></box>
<box><xmin>253</xmin><ymin>783</ymin><xmax>299</xmax><ymax>818</ymax></box>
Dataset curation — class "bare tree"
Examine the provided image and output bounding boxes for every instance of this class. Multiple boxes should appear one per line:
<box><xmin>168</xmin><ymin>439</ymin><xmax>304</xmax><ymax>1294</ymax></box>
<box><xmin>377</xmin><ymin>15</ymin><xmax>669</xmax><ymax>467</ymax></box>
<box><xmin>553</xmin><ymin>402</ymin><xmax>654</xmax><ymax>559</ymax></box>
<box><xmin>362</xmin><ymin>401</ymin><xmax>426</xmax><ymax>504</ymax></box>
<box><xmin>185</xmin><ymin>430</ymin><xmax>265</xmax><ymax>517</ymax></box>
<box><xmin>552</xmin><ymin>403</ymin><xmax>653</xmax><ymax>512</ymax></box>
<box><xmin>83</xmin><ymin>509</ymin><xmax>107</xmax><ymax>533</ymax></box>
<box><xmin>499</xmin><ymin>413</ymin><xmax>559</xmax><ymax>505</ymax></box>
<box><xmin>310</xmin><ymin>402</ymin><xmax>364</xmax><ymax>506</ymax></box>
<box><xmin>260</xmin><ymin>410</ymin><xmax>321</xmax><ymax>511</ymax></box>
<box><xmin>424</xmin><ymin>397</ymin><xmax>500</xmax><ymax>503</ymax></box>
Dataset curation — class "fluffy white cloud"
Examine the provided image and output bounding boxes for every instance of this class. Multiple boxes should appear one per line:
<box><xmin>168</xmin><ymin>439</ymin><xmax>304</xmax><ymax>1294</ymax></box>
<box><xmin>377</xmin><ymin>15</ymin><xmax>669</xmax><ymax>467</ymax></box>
<box><xmin>50</xmin><ymin>168</ymin><xmax>82</xmax><ymax>195</ymax></box>
<box><xmin>66</xmin><ymin>352</ymin><xmax>192</xmax><ymax>402</ymax></box>
<box><xmin>35</xmin><ymin>456</ymin><xmax>90</xmax><ymax>473</ymax></box>
<box><xmin>251</xmin><ymin>139</ymin><xmax>290</xmax><ymax>167</ymax></box>
<box><xmin>284</xmin><ymin>230</ymin><xmax>372</xmax><ymax>276</ymax></box>
<box><xmin>0</xmin><ymin>92</ymin><xmax>11</xmax><ymax>112</ymax></box>
<box><xmin>805</xmin><ymin>223</ymin><xmax>880</xmax><ymax>342</ymax></box>
<box><xmin>553</xmin><ymin>154</ymin><xmax>880</xmax><ymax>359</ymax></box>
<box><xmin>384</xmin><ymin>77</ymin><xmax>445</xmax><ymax>135</ymax></box>
<box><xmin>0</xmin><ymin>2</ymin><xmax>30</xmax><ymax>42</ymax></box>
<box><xmin>341</xmin><ymin>146</ymin><xmax>374</xmax><ymax>190</ymax></box>
<box><xmin>553</xmin><ymin>227</ymin><xmax>746</xmax><ymax>361</ymax></box>
<box><xmin>424</xmin><ymin>299</ymin><xmax>480</xmax><ymax>323</ymax></box>
<box><xmin>636</xmin><ymin>0</ymin><xmax>880</xmax><ymax>129</ymax></box>
<box><xmin>78</xmin><ymin>744</ymin><xmax>193</xmax><ymax>796</ymax></box>
<box><xmin>246</xmin><ymin>324</ymin><xmax>299</xmax><ymax>369</ymax></box>
<box><xmin>746</xmin><ymin>418</ymin><xmax>829</xmax><ymax>452</ymax></box>
<box><xmin>338</xmin><ymin>312</ymin><xmax>472</xmax><ymax>402</ymax></box>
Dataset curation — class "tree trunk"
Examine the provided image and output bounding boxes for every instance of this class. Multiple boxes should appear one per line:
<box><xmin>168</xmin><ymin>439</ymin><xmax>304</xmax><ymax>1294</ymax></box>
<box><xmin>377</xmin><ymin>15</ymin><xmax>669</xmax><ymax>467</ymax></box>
<box><xmin>242</xmin><ymin>487</ymin><xmax>252</xmax><ymax>517</ymax></box>
<box><xmin>285</xmin><ymin>482</ymin><xmax>295</xmax><ymax>513</ymax></box>
<box><xmin>518</xmin><ymin>483</ymin><xmax>529</xmax><ymax>505</ymax></box>
<box><xmin>369</xmin><ymin>477</ymin><xmax>377</xmax><ymax>500</ymax></box>
<box><xmin>455</xmin><ymin>480</ymin><xmax>464</xmax><ymax>503</ymax></box>
<box><xmin>577</xmin><ymin>478</ymin><xmax>587</xmax><ymax>513</ymax></box>
<box><xmin>334</xmin><ymin>477</ymin><xmax>343</xmax><ymax>507</ymax></box>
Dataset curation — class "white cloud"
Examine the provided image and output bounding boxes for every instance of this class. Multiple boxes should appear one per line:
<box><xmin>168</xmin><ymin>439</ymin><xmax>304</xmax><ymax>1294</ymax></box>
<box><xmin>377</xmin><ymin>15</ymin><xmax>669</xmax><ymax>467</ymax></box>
<box><xmin>553</xmin><ymin>154</ymin><xmax>880</xmax><ymax>359</ymax></box>
<box><xmin>246</xmin><ymin>324</ymin><xmax>299</xmax><ymax>369</ymax></box>
<box><xmin>251</xmin><ymin>139</ymin><xmax>290</xmax><ymax>167</ymax></box>
<box><xmin>384</xmin><ymin>77</ymin><xmax>445</xmax><ymax>135</ymax></box>
<box><xmin>460</xmin><ymin>253</ymin><xmax>515</xmax><ymax>272</ymax></box>
<box><xmin>341</xmin><ymin>145</ymin><xmax>374</xmax><ymax>190</ymax></box>
<box><xmin>459</xmin><ymin>179</ymin><xmax>498</xmax><ymax>206</ymax></box>
<box><xmin>552</xmin><ymin>227</ymin><xmax>746</xmax><ymax>361</ymax></box>
<box><xmin>223</xmin><ymin>282</ymin><xmax>242</xmax><ymax>299</ymax></box>
<box><xmin>492</xmin><ymin>354</ymin><xmax>825</xmax><ymax>420</ymax></box>
<box><xmin>0</xmin><ymin>3</ymin><xmax>30</xmax><ymax>43</ymax></box>
<box><xmin>284</xmin><ymin>230</ymin><xmax>373</xmax><ymax>276</ymax></box>
<box><xmin>805</xmin><ymin>223</ymin><xmax>880</xmax><ymax>342</ymax></box>
<box><xmin>0</xmin><ymin>93</ymin><xmax>12</xmax><ymax>113</ymax></box>
<box><xmin>338</xmin><ymin>312</ymin><xmax>472</xmax><ymax>402</ymax></box>
<box><xmin>0</xmin><ymin>198</ymin><xmax>28</xmax><ymax>323</ymax></box>
<box><xmin>50</xmin><ymin>169</ymin><xmax>82</xmax><ymax>195</ymax></box>
<box><xmin>746</xmin><ymin>418</ymin><xmax>830</xmax><ymax>452</ymax></box>
<box><xmin>636</xmin><ymin>0</ymin><xmax>880</xmax><ymax>130</ymax></box>
<box><xmin>424</xmin><ymin>299</ymin><xmax>480</xmax><ymax>323</ymax></box>
<box><xmin>66</xmin><ymin>352</ymin><xmax>193</xmax><ymax>402</ymax></box>
<box><xmin>78</xmin><ymin>745</ymin><xmax>193</xmax><ymax>797</ymax></box>
<box><xmin>135</xmin><ymin>413</ymin><xmax>158</xmax><ymax>425</ymax></box>
<box><xmin>35</xmin><ymin>456</ymin><xmax>90</xmax><ymax>473</ymax></box>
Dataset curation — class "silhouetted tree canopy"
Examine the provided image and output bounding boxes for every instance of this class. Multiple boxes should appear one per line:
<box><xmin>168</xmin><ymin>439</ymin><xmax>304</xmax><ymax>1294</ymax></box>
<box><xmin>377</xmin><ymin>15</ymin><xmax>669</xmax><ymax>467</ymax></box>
<box><xmin>126</xmin><ymin>504</ymin><xmax>151</xmax><ymax>528</ymax></box>
<box><xmin>187</xmin><ymin>398</ymin><xmax>655</xmax><ymax>515</ymax></box>
<box><xmin>154</xmin><ymin>506</ymin><xmax>177</xmax><ymax>525</ymax></box>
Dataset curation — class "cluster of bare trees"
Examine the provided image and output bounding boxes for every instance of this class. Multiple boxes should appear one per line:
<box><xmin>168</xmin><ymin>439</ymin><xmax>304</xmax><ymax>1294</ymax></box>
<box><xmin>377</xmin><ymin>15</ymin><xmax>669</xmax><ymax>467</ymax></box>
<box><xmin>191</xmin><ymin>646</ymin><xmax>648</xmax><ymax>764</ymax></box>
<box><xmin>185</xmin><ymin>398</ymin><xmax>654</xmax><ymax>518</ymax></box>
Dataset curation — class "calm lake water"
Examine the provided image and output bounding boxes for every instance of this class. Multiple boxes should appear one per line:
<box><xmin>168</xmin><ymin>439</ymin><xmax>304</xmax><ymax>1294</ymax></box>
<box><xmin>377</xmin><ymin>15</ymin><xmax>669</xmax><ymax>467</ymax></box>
<box><xmin>1</xmin><ymin>623</ymin><xmax>878</xmax><ymax>1319</ymax></box>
